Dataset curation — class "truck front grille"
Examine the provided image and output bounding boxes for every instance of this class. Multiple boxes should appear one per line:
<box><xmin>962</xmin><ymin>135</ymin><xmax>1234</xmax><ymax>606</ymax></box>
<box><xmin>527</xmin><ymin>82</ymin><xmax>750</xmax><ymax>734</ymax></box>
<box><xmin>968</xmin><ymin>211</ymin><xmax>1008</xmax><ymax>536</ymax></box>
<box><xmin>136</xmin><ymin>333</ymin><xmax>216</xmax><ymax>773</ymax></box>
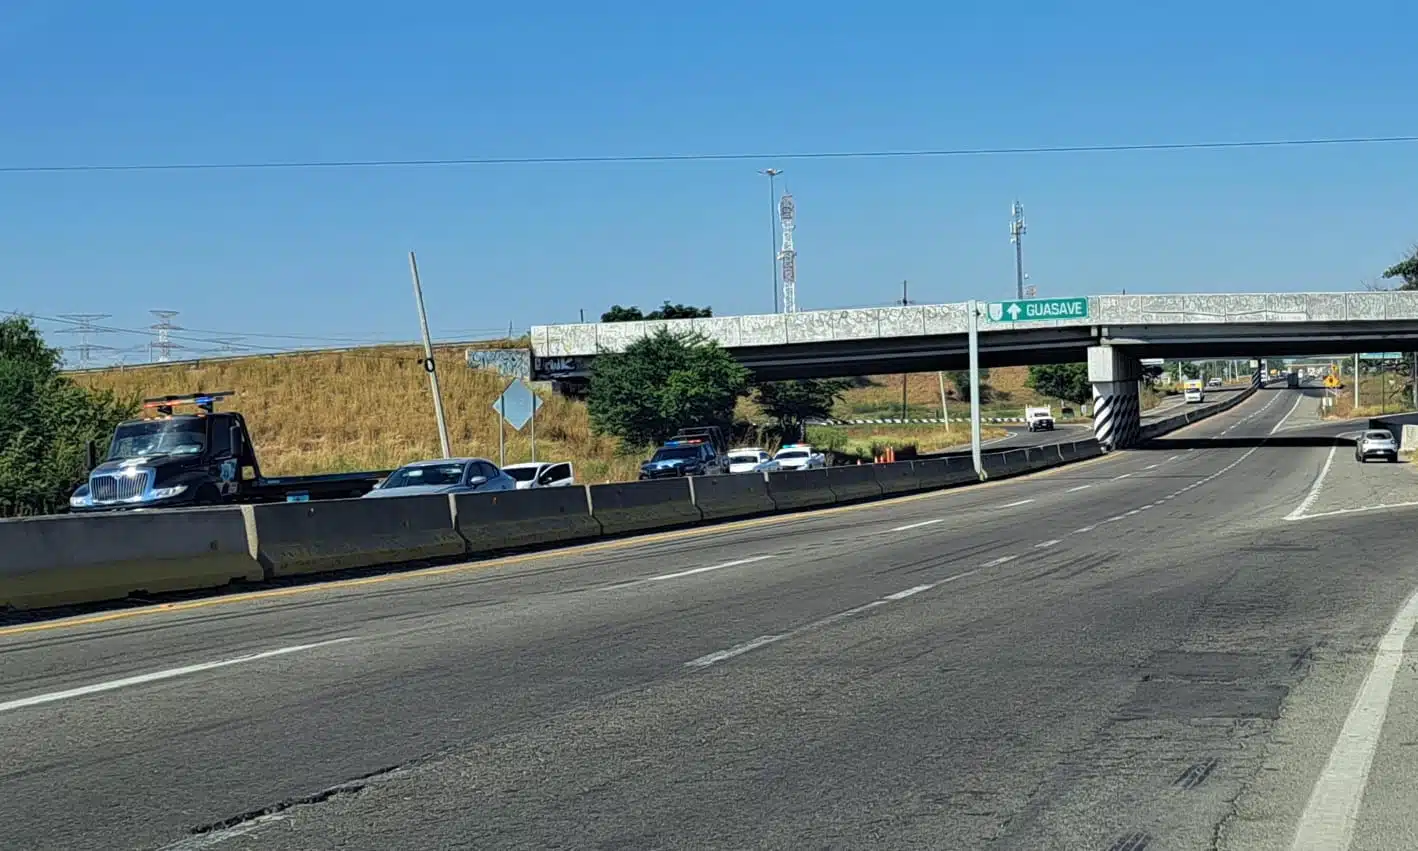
<box><xmin>91</xmin><ymin>471</ymin><xmax>151</xmax><ymax>503</ymax></box>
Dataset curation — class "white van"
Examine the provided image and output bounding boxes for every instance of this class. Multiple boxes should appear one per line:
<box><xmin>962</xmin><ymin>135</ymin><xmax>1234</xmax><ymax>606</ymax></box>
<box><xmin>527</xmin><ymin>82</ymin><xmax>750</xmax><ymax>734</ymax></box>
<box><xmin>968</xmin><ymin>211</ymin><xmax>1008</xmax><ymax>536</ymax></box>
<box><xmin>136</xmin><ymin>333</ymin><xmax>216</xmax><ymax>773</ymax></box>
<box><xmin>501</xmin><ymin>461</ymin><xmax>575</xmax><ymax>489</ymax></box>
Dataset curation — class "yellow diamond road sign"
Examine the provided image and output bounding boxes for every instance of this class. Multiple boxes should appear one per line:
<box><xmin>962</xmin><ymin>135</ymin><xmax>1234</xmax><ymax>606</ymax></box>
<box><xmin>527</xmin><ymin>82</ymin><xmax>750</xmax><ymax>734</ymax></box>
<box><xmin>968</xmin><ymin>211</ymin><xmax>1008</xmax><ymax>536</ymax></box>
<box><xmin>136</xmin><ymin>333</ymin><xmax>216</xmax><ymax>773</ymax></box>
<box><xmin>1324</xmin><ymin>375</ymin><xmax>1340</xmax><ymax>389</ymax></box>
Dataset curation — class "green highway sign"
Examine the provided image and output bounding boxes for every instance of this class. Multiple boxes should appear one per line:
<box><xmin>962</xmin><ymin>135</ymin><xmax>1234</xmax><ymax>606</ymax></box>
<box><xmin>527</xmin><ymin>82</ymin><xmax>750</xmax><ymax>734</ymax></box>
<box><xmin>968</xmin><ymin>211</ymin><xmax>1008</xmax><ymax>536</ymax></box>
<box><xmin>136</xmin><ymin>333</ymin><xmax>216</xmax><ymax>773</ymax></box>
<box><xmin>987</xmin><ymin>297</ymin><xmax>1089</xmax><ymax>323</ymax></box>
<box><xmin>1361</xmin><ymin>352</ymin><xmax>1403</xmax><ymax>360</ymax></box>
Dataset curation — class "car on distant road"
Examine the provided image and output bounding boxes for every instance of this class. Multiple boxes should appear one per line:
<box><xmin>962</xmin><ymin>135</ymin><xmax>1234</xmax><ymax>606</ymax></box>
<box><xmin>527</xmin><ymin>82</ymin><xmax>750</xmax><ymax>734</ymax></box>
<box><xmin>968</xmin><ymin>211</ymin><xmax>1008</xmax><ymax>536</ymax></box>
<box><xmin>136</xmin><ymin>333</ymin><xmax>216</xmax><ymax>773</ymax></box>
<box><xmin>1355</xmin><ymin>430</ymin><xmax>1399</xmax><ymax>463</ymax></box>
<box><xmin>1207</xmin><ymin>377</ymin><xmax>1223</xmax><ymax>388</ymax></box>
<box><xmin>1025</xmin><ymin>406</ymin><xmax>1055</xmax><ymax>432</ymax></box>
<box><xmin>362</xmin><ymin>458</ymin><xmax>518</xmax><ymax>497</ymax></box>
<box><xmin>725</xmin><ymin>447</ymin><xmax>772</xmax><ymax>474</ymax></box>
<box><xmin>502</xmin><ymin>461</ymin><xmax>575</xmax><ymax>489</ymax></box>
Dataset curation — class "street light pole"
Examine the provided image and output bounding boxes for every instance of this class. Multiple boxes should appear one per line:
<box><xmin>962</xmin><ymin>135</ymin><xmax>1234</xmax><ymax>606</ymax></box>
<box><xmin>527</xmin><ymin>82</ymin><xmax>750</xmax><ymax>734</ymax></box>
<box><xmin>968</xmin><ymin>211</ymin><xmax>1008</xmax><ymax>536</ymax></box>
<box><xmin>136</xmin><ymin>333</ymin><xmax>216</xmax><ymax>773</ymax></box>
<box><xmin>760</xmin><ymin>169</ymin><xmax>783</xmax><ymax>313</ymax></box>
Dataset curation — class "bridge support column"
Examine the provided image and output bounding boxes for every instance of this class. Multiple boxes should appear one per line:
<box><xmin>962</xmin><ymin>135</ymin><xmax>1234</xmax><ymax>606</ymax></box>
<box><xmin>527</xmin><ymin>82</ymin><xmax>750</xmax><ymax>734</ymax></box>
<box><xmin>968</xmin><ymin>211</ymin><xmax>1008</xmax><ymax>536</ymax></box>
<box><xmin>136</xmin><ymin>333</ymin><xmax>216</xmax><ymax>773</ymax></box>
<box><xmin>1251</xmin><ymin>359</ymin><xmax>1264</xmax><ymax>388</ymax></box>
<box><xmin>1088</xmin><ymin>347</ymin><xmax>1142</xmax><ymax>451</ymax></box>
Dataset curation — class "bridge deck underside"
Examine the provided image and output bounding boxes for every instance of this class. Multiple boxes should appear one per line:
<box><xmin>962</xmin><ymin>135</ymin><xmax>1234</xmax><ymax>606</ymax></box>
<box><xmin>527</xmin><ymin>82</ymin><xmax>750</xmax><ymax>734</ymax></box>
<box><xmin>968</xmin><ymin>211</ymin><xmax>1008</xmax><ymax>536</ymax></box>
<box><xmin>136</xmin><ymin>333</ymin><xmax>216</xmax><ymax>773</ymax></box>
<box><xmin>535</xmin><ymin>321</ymin><xmax>1418</xmax><ymax>382</ymax></box>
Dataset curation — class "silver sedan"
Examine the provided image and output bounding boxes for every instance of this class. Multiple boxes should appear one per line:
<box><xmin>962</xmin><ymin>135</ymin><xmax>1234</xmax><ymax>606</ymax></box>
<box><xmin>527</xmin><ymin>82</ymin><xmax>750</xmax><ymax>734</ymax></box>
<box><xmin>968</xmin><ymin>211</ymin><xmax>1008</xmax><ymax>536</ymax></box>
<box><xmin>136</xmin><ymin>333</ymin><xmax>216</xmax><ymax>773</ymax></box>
<box><xmin>363</xmin><ymin>457</ymin><xmax>518</xmax><ymax>498</ymax></box>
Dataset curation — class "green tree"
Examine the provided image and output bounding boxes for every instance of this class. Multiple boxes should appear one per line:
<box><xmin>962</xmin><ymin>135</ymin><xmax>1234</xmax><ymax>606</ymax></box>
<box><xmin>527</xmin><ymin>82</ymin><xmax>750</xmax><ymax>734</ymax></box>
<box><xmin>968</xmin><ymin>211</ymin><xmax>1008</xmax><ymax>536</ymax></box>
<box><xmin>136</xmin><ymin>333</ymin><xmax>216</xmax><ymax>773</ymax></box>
<box><xmin>1383</xmin><ymin>245</ymin><xmax>1418</xmax><ymax>290</ymax></box>
<box><xmin>944</xmin><ymin>369</ymin><xmax>991</xmax><ymax>403</ymax></box>
<box><xmin>647</xmin><ymin>302</ymin><xmax>712</xmax><ymax>320</ymax></box>
<box><xmin>600</xmin><ymin>302</ymin><xmax>713</xmax><ymax>322</ymax></box>
<box><xmin>755</xmin><ymin>379</ymin><xmax>851</xmax><ymax>438</ymax></box>
<box><xmin>600</xmin><ymin>305</ymin><xmax>644</xmax><ymax>322</ymax></box>
<box><xmin>0</xmin><ymin>317</ymin><xmax>136</xmax><ymax>516</ymax></box>
<box><xmin>1026</xmin><ymin>363</ymin><xmax>1091</xmax><ymax>405</ymax></box>
<box><xmin>587</xmin><ymin>328</ymin><xmax>748</xmax><ymax>447</ymax></box>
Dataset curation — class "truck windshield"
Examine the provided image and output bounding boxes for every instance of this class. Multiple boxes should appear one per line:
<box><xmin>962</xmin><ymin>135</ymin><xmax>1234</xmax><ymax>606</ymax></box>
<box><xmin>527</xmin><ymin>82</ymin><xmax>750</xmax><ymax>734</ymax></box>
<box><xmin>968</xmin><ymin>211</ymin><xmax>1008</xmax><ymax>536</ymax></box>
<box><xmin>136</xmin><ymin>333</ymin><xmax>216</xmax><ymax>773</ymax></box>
<box><xmin>652</xmin><ymin>446</ymin><xmax>699</xmax><ymax>462</ymax></box>
<box><xmin>107</xmin><ymin>419</ymin><xmax>206</xmax><ymax>460</ymax></box>
<box><xmin>503</xmin><ymin>467</ymin><xmax>539</xmax><ymax>482</ymax></box>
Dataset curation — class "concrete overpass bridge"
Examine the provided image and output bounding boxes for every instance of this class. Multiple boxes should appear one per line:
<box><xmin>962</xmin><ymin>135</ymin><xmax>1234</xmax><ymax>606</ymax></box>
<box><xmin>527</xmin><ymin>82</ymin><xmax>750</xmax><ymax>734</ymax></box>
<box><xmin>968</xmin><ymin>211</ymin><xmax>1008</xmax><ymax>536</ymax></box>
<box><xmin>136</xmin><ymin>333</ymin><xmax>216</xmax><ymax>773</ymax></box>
<box><xmin>505</xmin><ymin>291</ymin><xmax>1418</xmax><ymax>451</ymax></box>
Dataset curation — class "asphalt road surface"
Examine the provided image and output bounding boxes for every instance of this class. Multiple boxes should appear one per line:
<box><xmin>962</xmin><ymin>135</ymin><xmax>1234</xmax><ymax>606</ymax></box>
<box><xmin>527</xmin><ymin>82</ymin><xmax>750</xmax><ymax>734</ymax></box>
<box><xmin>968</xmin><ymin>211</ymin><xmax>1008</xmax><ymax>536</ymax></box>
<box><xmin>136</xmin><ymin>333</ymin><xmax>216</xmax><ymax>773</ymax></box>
<box><xmin>4</xmin><ymin>385</ymin><xmax>1418</xmax><ymax>850</ymax></box>
<box><xmin>934</xmin><ymin>386</ymin><xmax>1250</xmax><ymax>456</ymax></box>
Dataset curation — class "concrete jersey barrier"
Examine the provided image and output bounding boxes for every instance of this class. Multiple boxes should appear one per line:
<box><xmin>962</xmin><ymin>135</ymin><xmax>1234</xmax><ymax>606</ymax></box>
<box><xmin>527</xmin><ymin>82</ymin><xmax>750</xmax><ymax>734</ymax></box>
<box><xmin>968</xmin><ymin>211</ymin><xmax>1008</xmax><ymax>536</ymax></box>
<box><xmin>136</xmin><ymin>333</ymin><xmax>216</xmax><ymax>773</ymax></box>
<box><xmin>0</xmin><ymin>508</ymin><xmax>261</xmax><ymax>611</ymax></box>
<box><xmin>826</xmin><ymin>465</ymin><xmax>884</xmax><ymax>502</ymax></box>
<box><xmin>765</xmin><ymin>468</ymin><xmax>836</xmax><ymax>511</ymax></box>
<box><xmin>873</xmin><ymin>461</ymin><xmax>921</xmax><ymax>495</ymax></box>
<box><xmin>456</xmin><ymin>486</ymin><xmax>601</xmax><ymax>553</ymax></box>
<box><xmin>911</xmin><ymin>456</ymin><xmax>979</xmax><ymax>490</ymax></box>
<box><xmin>691</xmin><ymin>473</ymin><xmax>777</xmax><ymax>521</ymax></box>
<box><xmin>589</xmin><ymin>478</ymin><xmax>701</xmax><ymax>535</ymax></box>
<box><xmin>246</xmin><ymin>494</ymin><xmax>465</xmax><ymax>578</ymax></box>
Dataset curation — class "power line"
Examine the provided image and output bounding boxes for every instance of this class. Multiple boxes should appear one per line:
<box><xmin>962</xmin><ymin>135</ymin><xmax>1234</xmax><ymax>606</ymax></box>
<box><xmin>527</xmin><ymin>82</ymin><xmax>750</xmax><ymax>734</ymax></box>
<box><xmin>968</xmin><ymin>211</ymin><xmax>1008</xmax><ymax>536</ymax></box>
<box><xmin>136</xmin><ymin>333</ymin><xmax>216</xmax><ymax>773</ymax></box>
<box><xmin>3</xmin><ymin>134</ymin><xmax>1417</xmax><ymax>175</ymax></box>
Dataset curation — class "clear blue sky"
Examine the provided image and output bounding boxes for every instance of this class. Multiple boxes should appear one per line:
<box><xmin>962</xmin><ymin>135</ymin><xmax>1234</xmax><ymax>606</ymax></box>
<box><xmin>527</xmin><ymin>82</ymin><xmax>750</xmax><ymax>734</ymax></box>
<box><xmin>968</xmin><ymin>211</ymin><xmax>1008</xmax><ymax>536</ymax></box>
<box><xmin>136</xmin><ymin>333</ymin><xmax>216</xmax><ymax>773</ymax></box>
<box><xmin>3</xmin><ymin>1</ymin><xmax>1417</xmax><ymax>362</ymax></box>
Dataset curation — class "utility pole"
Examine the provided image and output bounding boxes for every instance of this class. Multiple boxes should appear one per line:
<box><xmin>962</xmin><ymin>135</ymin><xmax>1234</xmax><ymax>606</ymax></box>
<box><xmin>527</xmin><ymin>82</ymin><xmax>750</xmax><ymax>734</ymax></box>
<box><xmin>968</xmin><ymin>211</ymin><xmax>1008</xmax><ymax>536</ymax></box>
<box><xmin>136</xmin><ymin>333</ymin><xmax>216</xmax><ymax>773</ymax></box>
<box><xmin>408</xmin><ymin>251</ymin><xmax>452</xmax><ymax>459</ymax></box>
<box><xmin>900</xmin><ymin>280</ymin><xmax>909</xmax><ymax>420</ymax></box>
<box><xmin>760</xmin><ymin>169</ymin><xmax>782</xmax><ymax>313</ymax></box>
<box><xmin>149</xmin><ymin>311</ymin><xmax>183</xmax><ymax>363</ymax></box>
<box><xmin>1009</xmin><ymin>200</ymin><xmax>1027</xmax><ymax>300</ymax></box>
<box><xmin>57</xmin><ymin>314</ymin><xmax>113</xmax><ymax>368</ymax></box>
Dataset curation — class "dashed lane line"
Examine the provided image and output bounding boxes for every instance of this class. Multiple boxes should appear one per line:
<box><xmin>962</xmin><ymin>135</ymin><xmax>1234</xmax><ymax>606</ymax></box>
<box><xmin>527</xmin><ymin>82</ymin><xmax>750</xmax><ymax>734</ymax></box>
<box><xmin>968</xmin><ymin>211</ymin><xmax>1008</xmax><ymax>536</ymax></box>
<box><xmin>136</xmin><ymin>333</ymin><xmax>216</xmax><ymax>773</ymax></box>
<box><xmin>684</xmin><ymin>570</ymin><xmax>980</xmax><ymax>669</ymax></box>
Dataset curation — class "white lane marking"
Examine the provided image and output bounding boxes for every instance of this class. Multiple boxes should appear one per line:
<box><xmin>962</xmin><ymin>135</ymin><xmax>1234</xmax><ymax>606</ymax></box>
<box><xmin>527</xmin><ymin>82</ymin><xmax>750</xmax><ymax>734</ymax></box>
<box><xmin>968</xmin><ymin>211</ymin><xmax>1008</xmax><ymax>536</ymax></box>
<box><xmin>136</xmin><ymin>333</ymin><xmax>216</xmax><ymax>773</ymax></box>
<box><xmin>1270</xmin><ymin>392</ymin><xmax>1308</xmax><ymax>435</ymax></box>
<box><xmin>685</xmin><ymin>634</ymin><xmax>787</xmax><ymax>668</ymax></box>
<box><xmin>1293</xmin><ymin>500</ymin><xmax>1418</xmax><ymax>521</ymax></box>
<box><xmin>884</xmin><ymin>584</ymin><xmax>936</xmax><ymax>601</ymax></box>
<box><xmin>1034</xmin><ymin>539</ymin><xmax>1061</xmax><ymax>549</ymax></box>
<box><xmin>1290</xmin><ymin>585</ymin><xmax>1418</xmax><ymax>851</ymax></box>
<box><xmin>889</xmin><ymin>518</ymin><xmax>946</xmax><ymax>533</ymax></box>
<box><xmin>1115</xmin><ymin>473</ymin><xmax>1132</xmax><ymax>480</ymax></box>
<box><xmin>1286</xmin><ymin>446</ymin><xmax>1338</xmax><ymax>521</ymax></box>
<box><xmin>983</xmin><ymin>554</ymin><xmax>1018</xmax><ymax>567</ymax></box>
<box><xmin>1145</xmin><ymin>464</ymin><xmax>1159</xmax><ymax>470</ymax></box>
<box><xmin>1072</xmin><ymin>525</ymin><xmax>1097</xmax><ymax>534</ymax></box>
<box><xmin>1168</xmin><ymin>455</ymin><xmax>1181</xmax><ymax>461</ymax></box>
<box><xmin>1065</xmin><ymin>484</ymin><xmax>1092</xmax><ymax>493</ymax></box>
<box><xmin>999</xmin><ymin>499</ymin><xmax>1035</xmax><ymax>508</ymax></box>
<box><xmin>0</xmin><ymin>638</ymin><xmax>356</xmax><ymax>715</ymax></box>
<box><xmin>685</xmin><ymin>571</ymin><xmax>980</xmax><ymax>669</ymax></box>
<box><xmin>647</xmin><ymin>555</ymin><xmax>772</xmax><ymax>582</ymax></box>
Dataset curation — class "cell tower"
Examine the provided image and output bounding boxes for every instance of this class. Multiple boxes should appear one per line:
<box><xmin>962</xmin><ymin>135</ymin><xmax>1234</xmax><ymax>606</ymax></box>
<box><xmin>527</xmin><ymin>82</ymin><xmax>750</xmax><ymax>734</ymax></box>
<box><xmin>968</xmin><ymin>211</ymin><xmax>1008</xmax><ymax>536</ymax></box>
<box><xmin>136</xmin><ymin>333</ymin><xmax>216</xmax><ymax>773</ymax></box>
<box><xmin>1009</xmin><ymin>200</ymin><xmax>1027</xmax><ymax>300</ymax></box>
<box><xmin>57</xmin><ymin>313</ymin><xmax>113</xmax><ymax>367</ymax></box>
<box><xmin>149</xmin><ymin>310</ymin><xmax>183</xmax><ymax>362</ymax></box>
<box><xmin>778</xmin><ymin>192</ymin><xmax>798</xmax><ymax>313</ymax></box>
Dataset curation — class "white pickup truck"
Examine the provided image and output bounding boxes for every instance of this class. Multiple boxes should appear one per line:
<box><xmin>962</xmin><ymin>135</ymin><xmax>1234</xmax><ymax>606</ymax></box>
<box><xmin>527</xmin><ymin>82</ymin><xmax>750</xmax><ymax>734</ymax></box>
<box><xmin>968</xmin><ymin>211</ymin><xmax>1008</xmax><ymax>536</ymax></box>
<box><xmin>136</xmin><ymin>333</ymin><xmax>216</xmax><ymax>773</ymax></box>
<box><xmin>1025</xmin><ymin>406</ymin><xmax>1055</xmax><ymax>432</ymax></box>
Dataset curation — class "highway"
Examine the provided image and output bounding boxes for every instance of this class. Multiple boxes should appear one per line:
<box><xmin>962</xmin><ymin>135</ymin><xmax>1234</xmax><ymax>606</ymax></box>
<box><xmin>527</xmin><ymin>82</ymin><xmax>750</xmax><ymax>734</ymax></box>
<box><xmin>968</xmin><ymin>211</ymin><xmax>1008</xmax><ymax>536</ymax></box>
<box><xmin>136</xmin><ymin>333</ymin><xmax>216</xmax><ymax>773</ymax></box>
<box><xmin>3</xmin><ymin>385</ymin><xmax>1418</xmax><ymax>850</ymax></box>
<box><xmin>935</xmin><ymin>386</ymin><xmax>1250</xmax><ymax>455</ymax></box>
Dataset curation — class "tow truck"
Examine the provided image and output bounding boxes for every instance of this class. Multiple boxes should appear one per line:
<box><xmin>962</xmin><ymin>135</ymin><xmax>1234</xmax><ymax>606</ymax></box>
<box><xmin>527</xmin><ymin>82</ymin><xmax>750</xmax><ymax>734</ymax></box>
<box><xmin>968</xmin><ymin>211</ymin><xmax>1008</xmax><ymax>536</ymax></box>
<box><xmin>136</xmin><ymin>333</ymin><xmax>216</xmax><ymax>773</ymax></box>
<box><xmin>68</xmin><ymin>391</ymin><xmax>389</xmax><ymax>512</ymax></box>
<box><xmin>1183</xmin><ymin>378</ymin><xmax>1205</xmax><ymax>403</ymax></box>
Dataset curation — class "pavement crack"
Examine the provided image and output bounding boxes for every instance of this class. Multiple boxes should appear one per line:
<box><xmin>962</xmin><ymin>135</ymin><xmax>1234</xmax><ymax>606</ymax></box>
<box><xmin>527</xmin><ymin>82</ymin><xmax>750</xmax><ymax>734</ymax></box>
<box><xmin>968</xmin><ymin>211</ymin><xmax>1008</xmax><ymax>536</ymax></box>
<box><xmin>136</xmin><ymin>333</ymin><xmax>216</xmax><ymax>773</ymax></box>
<box><xmin>185</xmin><ymin>756</ymin><xmax>432</xmax><ymax>837</ymax></box>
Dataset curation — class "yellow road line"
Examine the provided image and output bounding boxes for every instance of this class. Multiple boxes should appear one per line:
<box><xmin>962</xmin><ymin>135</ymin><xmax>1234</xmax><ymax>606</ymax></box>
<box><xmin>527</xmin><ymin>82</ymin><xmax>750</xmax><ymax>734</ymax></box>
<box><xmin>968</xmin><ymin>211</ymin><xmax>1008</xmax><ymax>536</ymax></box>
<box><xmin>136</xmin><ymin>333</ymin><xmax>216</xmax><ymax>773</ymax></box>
<box><xmin>0</xmin><ymin>451</ymin><xmax>1116</xmax><ymax>639</ymax></box>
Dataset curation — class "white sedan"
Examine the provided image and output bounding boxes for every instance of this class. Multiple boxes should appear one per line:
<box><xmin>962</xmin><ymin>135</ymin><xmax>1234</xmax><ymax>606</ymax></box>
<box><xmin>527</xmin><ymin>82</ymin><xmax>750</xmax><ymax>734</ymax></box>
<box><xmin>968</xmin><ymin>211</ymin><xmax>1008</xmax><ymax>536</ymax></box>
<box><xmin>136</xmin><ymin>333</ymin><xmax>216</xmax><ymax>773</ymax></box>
<box><xmin>759</xmin><ymin>444</ymin><xmax>826</xmax><ymax>472</ymax></box>
<box><xmin>725</xmin><ymin>448</ymin><xmax>772</xmax><ymax>474</ymax></box>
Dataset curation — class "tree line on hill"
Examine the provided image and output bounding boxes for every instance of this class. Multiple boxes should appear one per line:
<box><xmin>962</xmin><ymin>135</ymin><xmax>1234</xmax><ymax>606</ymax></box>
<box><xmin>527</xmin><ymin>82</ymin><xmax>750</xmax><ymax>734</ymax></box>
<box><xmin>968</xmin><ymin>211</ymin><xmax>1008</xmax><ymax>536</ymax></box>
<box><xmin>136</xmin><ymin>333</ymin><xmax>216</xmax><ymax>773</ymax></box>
<box><xmin>1</xmin><ymin>317</ymin><xmax>136</xmax><ymax>517</ymax></box>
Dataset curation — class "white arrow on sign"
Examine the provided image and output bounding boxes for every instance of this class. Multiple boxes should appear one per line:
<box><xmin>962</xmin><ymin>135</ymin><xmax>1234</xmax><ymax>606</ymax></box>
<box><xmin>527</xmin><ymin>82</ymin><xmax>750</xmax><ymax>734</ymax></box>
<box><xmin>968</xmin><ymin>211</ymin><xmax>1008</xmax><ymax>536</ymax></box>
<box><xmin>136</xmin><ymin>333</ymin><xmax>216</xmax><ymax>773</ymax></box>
<box><xmin>1007</xmin><ymin>303</ymin><xmax>1021</xmax><ymax>320</ymax></box>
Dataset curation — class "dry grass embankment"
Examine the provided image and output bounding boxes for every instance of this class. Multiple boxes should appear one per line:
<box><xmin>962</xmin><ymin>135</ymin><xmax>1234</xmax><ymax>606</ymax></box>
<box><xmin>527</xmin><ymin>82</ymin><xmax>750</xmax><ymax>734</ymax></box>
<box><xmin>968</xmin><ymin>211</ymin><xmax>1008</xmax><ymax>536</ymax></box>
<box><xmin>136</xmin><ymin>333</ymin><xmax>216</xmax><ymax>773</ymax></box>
<box><xmin>74</xmin><ymin>344</ymin><xmax>644</xmax><ymax>483</ymax></box>
<box><xmin>1323</xmin><ymin>376</ymin><xmax>1412</xmax><ymax>421</ymax></box>
<box><xmin>72</xmin><ymin>354</ymin><xmax>1070</xmax><ymax>481</ymax></box>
